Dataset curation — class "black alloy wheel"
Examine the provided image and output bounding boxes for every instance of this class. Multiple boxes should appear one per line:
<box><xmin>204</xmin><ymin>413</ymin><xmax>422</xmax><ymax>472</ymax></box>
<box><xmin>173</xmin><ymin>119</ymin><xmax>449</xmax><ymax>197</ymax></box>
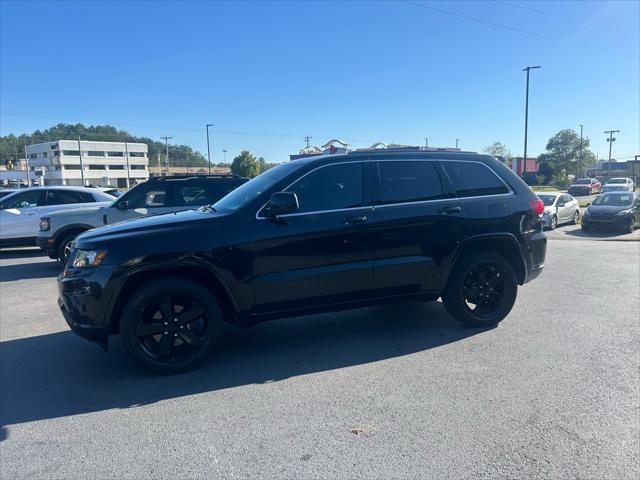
<box><xmin>120</xmin><ymin>278</ymin><xmax>224</xmax><ymax>373</ymax></box>
<box><xmin>442</xmin><ymin>252</ymin><xmax>517</xmax><ymax>327</ymax></box>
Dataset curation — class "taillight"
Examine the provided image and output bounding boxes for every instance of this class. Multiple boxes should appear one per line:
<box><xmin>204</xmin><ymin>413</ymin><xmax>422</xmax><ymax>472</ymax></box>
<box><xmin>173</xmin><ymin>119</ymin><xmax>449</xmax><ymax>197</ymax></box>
<box><xmin>529</xmin><ymin>198</ymin><xmax>544</xmax><ymax>215</ymax></box>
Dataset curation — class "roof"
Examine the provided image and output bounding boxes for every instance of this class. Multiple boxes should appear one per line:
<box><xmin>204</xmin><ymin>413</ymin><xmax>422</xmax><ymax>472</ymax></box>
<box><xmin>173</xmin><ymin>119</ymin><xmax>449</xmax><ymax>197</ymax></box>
<box><xmin>290</xmin><ymin>149</ymin><xmax>491</xmax><ymax>167</ymax></box>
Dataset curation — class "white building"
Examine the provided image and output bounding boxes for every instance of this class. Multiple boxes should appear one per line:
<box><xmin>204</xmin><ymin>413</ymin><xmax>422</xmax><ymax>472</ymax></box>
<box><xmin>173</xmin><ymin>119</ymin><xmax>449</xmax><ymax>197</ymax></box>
<box><xmin>25</xmin><ymin>140</ymin><xmax>149</xmax><ymax>187</ymax></box>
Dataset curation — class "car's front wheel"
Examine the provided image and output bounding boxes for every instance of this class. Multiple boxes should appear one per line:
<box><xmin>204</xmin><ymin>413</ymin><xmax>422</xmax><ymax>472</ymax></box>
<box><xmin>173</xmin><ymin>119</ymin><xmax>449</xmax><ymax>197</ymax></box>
<box><xmin>120</xmin><ymin>277</ymin><xmax>225</xmax><ymax>373</ymax></box>
<box><xmin>550</xmin><ymin>215</ymin><xmax>558</xmax><ymax>230</ymax></box>
<box><xmin>572</xmin><ymin>210</ymin><xmax>580</xmax><ymax>225</ymax></box>
<box><xmin>57</xmin><ymin>233</ymin><xmax>80</xmax><ymax>264</ymax></box>
<box><xmin>442</xmin><ymin>252</ymin><xmax>518</xmax><ymax>328</ymax></box>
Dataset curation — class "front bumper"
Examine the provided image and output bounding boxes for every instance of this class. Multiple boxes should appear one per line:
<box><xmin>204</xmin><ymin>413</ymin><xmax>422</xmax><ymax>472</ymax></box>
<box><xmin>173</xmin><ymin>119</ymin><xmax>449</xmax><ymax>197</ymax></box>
<box><xmin>57</xmin><ymin>264</ymin><xmax>119</xmax><ymax>345</ymax></box>
<box><xmin>582</xmin><ymin>214</ymin><xmax>634</xmax><ymax>230</ymax></box>
<box><xmin>36</xmin><ymin>235</ymin><xmax>57</xmax><ymax>258</ymax></box>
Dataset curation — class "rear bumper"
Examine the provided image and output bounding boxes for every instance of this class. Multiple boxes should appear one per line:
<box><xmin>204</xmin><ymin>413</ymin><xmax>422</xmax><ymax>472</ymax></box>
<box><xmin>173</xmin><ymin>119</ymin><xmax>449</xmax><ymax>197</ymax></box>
<box><xmin>522</xmin><ymin>230</ymin><xmax>547</xmax><ymax>284</ymax></box>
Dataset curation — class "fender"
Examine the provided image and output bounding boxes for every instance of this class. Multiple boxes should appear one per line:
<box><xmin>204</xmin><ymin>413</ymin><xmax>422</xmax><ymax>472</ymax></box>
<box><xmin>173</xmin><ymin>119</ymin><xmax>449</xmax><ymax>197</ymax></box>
<box><xmin>440</xmin><ymin>233</ymin><xmax>528</xmax><ymax>288</ymax></box>
<box><xmin>52</xmin><ymin>223</ymin><xmax>96</xmax><ymax>244</ymax></box>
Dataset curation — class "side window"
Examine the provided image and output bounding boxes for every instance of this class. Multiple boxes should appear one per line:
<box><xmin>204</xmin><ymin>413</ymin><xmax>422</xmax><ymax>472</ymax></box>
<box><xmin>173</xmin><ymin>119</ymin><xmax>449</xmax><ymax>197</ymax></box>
<box><xmin>174</xmin><ymin>184</ymin><xmax>211</xmax><ymax>207</ymax></box>
<box><xmin>81</xmin><ymin>192</ymin><xmax>97</xmax><ymax>203</ymax></box>
<box><xmin>44</xmin><ymin>190</ymin><xmax>85</xmax><ymax>205</ymax></box>
<box><xmin>1</xmin><ymin>191</ymin><xmax>42</xmax><ymax>209</ymax></box>
<box><xmin>377</xmin><ymin>161</ymin><xmax>444</xmax><ymax>205</ymax></box>
<box><xmin>441</xmin><ymin>161</ymin><xmax>509</xmax><ymax>198</ymax></box>
<box><xmin>125</xmin><ymin>185</ymin><xmax>168</xmax><ymax>208</ymax></box>
<box><xmin>285</xmin><ymin>163</ymin><xmax>364</xmax><ymax>213</ymax></box>
<box><xmin>561</xmin><ymin>195</ymin><xmax>572</xmax><ymax>204</ymax></box>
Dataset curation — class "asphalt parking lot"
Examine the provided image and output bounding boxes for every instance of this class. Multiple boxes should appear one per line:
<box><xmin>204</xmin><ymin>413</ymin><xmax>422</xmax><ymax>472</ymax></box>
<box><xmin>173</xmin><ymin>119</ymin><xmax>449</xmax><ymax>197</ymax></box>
<box><xmin>1</xmin><ymin>240</ymin><xmax>639</xmax><ymax>479</ymax></box>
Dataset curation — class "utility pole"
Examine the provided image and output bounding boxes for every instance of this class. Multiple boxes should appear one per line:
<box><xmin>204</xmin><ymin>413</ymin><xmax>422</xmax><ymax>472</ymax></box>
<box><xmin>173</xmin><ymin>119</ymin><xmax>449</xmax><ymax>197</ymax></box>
<box><xmin>425</xmin><ymin>138</ymin><xmax>428</xmax><ymax>148</ymax></box>
<box><xmin>578</xmin><ymin>124</ymin><xmax>583</xmax><ymax>178</ymax></box>
<box><xmin>304</xmin><ymin>135</ymin><xmax>312</xmax><ymax>148</ymax></box>
<box><xmin>223</xmin><ymin>149</ymin><xmax>227</xmax><ymax>163</ymax></box>
<box><xmin>604</xmin><ymin>130</ymin><xmax>619</xmax><ymax>177</ymax></box>
<box><xmin>522</xmin><ymin>65</ymin><xmax>541</xmax><ymax>180</ymax></box>
<box><xmin>77</xmin><ymin>137</ymin><xmax>86</xmax><ymax>186</ymax></box>
<box><xmin>455</xmin><ymin>139</ymin><xmax>460</xmax><ymax>149</ymax></box>
<box><xmin>24</xmin><ymin>145</ymin><xmax>31</xmax><ymax>186</ymax></box>
<box><xmin>124</xmin><ymin>139</ymin><xmax>130</xmax><ymax>189</ymax></box>
<box><xmin>160</xmin><ymin>136</ymin><xmax>172</xmax><ymax>176</ymax></box>
<box><xmin>206</xmin><ymin>124</ymin><xmax>214</xmax><ymax>174</ymax></box>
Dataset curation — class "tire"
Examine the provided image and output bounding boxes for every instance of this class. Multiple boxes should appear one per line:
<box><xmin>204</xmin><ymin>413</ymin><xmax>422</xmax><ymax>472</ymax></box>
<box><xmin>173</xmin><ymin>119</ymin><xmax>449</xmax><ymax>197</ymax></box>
<box><xmin>120</xmin><ymin>277</ymin><xmax>225</xmax><ymax>374</ymax></box>
<box><xmin>571</xmin><ymin>210</ymin><xmax>580</xmax><ymax>225</ymax></box>
<box><xmin>57</xmin><ymin>232</ymin><xmax>80</xmax><ymax>264</ymax></box>
<box><xmin>550</xmin><ymin>215</ymin><xmax>558</xmax><ymax>230</ymax></box>
<box><xmin>442</xmin><ymin>252</ymin><xmax>518</xmax><ymax>328</ymax></box>
<box><xmin>626</xmin><ymin>222</ymin><xmax>634</xmax><ymax>234</ymax></box>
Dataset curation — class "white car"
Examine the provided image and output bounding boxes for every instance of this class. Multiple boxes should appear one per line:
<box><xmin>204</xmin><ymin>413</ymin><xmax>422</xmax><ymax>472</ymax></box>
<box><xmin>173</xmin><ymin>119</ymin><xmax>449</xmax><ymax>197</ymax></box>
<box><xmin>602</xmin><ymin>177</ymin><xmax>634</xmax><ymax>193</ymax></box>
<box><xmin>537</xmin><ymin>192</ymin><xmax>580</xmax><ymax>230</ymax></box>
<box><xmin>0</xmin><ymin>186</ymin><xmax>115</xmax><ymax>248</ymax></box>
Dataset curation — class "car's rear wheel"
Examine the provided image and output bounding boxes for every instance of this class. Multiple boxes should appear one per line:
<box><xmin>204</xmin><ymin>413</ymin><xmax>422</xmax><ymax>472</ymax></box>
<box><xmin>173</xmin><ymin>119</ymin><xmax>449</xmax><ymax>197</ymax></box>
<box><xmin>442</xmin><ymin>252</ymin><xmax>517</xmax><ymax>327</ymax></box>
<box><xmin>572</xmin><ymin>210</ymin><xmax>580</xmax><ymax>225</ymax></box>
<box><xmin>120</xmin><ymin>277</ymin><xmax>225</xmax><ymax>373</ymax></box>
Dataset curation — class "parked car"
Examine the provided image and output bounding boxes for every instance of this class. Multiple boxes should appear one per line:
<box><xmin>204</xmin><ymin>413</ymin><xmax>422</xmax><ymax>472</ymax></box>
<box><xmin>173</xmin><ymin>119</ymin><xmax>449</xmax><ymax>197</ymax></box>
<box><xmin>0</xmin><ymin>186</ymin><xmax>115</xmax><ymax>248</ymax></box>
<box><xmin>581</xmin><ymin>192</ymin><xmax>640</xmax><ymax>233</ymax></box>
<box><xmin>538</xmin><ymin>192</ymin><xmax>580</xmax><ymax>229</ymax></box>
<box><xmin>568</xmin><ymin>178</ymin><xmax>601</xmax><ymax>196</ymax></box>
<box><xmin>58</xmin><ymin>150</ymin><xmax>547</xmax><ymax>373</ymax></box>
<box><xmin>602</xmin><ymin>177</ymin><xmax>634</xmax><ymax>193</ymax></box>
<box><xmin>38</xmin><ymin>175</ymin><xmax>248</xmax><ymax>262</ymax></box>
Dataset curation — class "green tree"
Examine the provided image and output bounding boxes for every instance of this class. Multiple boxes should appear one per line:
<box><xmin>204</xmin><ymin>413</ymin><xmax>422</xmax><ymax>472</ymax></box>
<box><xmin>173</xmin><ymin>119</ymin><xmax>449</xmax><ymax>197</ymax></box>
<box><xmin>482</xmin><ymin>141</ymin><xmax>509</xmax><ymax>158</ymax></box>
<box><xmin>538</xmin><ymin>129</ymin><xmax>596</xmax><ymax>178</ymax></box>
<box><xmin>231</xmin><ymin>150</ymin><xmax>261</xmax><ymax>178</ymax></box>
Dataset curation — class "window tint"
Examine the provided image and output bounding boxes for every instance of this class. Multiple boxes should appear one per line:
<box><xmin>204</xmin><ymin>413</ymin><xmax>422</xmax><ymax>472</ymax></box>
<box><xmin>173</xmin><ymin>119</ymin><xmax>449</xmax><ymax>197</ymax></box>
<box><xmin>45</xmin><ymin>190</ymin><xmax>88</xmax><ymax>205</ymax></box>
<box><xmin>377</xmin><ymin>161</ymin><xmax>444</xmax><ymax>204</ymax></box>
<box><xmin>2</xmin><ymin>190</ymin><xmax>41</xmax><ymax>209</ymax></box>
<box><xmin>174</xmin><ymin>185</ymin><xmax>211</xmax><ymax>206</ymax></box>
<box><xmin>124</xmin><ymin>185</ymin><xmax>168</xmax><ymax>208</ymax></box>
<box><xmin>441</xmin><ymin>161</ymin><xmax>508</xmax><ymax>197</ymax></box>
<box><xmin>286</xmin><ymin>163</ymin><xmax>363</xmax><ymax>213</ymax></box>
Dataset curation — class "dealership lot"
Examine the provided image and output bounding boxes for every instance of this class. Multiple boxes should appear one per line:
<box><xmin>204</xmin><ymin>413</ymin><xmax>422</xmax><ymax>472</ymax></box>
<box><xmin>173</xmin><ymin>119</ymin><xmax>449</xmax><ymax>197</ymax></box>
<box><xmin>1</xmin><ymin>240</ymin><xmax>639</xmax><ymax>479</ymax></box>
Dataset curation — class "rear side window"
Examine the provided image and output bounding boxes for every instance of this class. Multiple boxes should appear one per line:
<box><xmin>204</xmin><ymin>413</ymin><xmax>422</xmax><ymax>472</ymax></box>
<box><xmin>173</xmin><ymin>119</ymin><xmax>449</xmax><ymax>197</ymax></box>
<box><xmin>286</xmin><ymin>163</ymin><xmax>364</xmax><ymax>213</ymax></box>
<box><xmin>376</xmin><ymin>161</ymin><xmax>444</xmax><ymax>205</ymax></box>
<box><xmin>125</xmin><ymin>185</ymin><xmax>168</xmax><ymax>208</ymax></box>
<box><xmin>441</xmin><ymin>161</ymin><xmax>509</xmax><ymax>197</ymax></box>
<box><xmin>45</xmin><ymin>190</ymin><xmax>93</xmax><ymax>205</ymax></box>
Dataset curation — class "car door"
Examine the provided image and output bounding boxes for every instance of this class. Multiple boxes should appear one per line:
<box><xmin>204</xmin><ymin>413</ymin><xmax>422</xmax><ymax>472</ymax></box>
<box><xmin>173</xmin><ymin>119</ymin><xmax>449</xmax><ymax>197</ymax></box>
<box><xmin>558</xmin><ymin>194</ymin><xmax>571</xmax><ymax>222</ymax></box>
<box><xmin>371</xmin><ymin>159</ymin><xmax>465</xmax><ymax>294</ymax></box>
<box><xmin>0</xmin><ymin>190</ymin><xmax>45</xmax><ymax>240</ymax></box>
<box><xmin>248</xmin><ymin>161</ymin><xmax>375</xmax><ymax>313</ymax></box>
<box><xmin>39</xmin><ymin>189</ymin><xmax>97</xmax><ymax>217</ymax></box>
<box><xmin>105</xmin><ymin>182</ymin><xmax>175</xmax><ymax>224</ymax></box>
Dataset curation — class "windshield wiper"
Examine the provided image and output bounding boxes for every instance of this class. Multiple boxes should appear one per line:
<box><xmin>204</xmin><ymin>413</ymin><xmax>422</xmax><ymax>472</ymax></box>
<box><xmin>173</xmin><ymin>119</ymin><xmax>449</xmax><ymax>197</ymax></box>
<box><xmin>198</xmin><ymin>204</ymin><xmax>217</xmax><ymax>213</ymax></box>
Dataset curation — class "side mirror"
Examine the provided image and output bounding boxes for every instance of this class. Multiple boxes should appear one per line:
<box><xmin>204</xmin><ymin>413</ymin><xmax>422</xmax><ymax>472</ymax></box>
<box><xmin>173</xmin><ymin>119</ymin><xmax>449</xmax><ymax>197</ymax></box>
<box><xmin>266</xmin><ymin>192</ymin><xmax>299</xmax><ymax>218</ymax></box>
<box><xmin>115</xmin><ymin>200</ymin><xmax>128</xmax><ymax>210</ymax></box>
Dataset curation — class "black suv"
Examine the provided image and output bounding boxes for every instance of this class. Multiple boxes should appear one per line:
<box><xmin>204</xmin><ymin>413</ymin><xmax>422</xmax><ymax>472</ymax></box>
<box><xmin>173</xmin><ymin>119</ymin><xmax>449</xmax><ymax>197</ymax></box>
<box><xmin>58</xmin><ymin>150</ymin><xmax>547</xmax><ymax>373</ymax></box>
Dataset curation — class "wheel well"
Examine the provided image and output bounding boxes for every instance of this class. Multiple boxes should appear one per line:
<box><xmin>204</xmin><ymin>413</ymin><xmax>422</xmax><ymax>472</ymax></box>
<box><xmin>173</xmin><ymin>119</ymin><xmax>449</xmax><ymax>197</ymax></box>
<box><xmin>108</xmin><ymin>266</ymin><xmax>237</xmax><ymax>334</ymax></box>
<box><xmin>54</xmin><ymin>226</ymin><xmax>92</xmax><ymax>251</ymax></box>
<box><xmin>450</xmin><ymin>237</ymin><xmax>526</xmax><ymax>285</ymax></box>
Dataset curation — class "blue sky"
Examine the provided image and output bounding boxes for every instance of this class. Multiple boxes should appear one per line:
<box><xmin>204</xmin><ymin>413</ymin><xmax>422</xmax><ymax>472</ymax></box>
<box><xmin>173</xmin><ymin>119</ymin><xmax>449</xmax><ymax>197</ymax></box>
<box><xmin>1</xmin><ymin>0</ymin><xmax>638</xmax><ymax>163</ymax></box>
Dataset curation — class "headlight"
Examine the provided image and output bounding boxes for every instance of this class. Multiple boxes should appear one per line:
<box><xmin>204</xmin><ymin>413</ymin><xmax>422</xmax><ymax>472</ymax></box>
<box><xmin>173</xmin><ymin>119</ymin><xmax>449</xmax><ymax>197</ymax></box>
<box><xmin>615</xmin><ymin>209</ymin><xmax>633</xmax><ymax>216</ymax></box>
<box><xmin>583</xmin><ymin>209</ymin><xmax>590</xmax><ymax>217</ymax></box>
<box><xmin>71</xmin><ymin>249</ymin><xmax>107</xmax><ymax>268</ymax></box>
<box><xmin>40</xmin><ymin>217</ymin><xmax>51</xmax><ymax>231</ymax></box>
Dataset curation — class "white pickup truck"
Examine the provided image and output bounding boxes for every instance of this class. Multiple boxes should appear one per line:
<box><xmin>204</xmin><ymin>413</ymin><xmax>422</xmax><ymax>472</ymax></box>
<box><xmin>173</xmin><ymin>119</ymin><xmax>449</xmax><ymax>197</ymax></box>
<box><xmin>37</xmin><ymin>175</ymin><xmax>247</xmax><ymax>262</ymax></box>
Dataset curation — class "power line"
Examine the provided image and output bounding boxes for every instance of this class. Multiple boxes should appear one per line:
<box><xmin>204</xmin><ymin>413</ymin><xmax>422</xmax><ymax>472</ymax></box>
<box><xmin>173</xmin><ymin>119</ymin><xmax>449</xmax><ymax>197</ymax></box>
<box><xmin>494</xmin><ymin>0</ymin><xmax>557</xmax><ymax>18</ymax></box>
<box><xmin>160</xmin><ymin>136</ymin><xmax>172</xmax><ymax>175</ymax></box>
<box><xmin>400</xmin><ymin>0</ymin><xmax>543</xmax><ymax>37</ymax></box>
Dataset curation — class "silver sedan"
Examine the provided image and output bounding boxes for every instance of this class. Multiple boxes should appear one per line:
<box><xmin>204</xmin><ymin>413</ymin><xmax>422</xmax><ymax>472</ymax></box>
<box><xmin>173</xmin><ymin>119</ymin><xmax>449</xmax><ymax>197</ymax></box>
<box><xmin>538</xmin><ymin>192</ymin><xmax>580</xmax><ymax>229</ymax></box>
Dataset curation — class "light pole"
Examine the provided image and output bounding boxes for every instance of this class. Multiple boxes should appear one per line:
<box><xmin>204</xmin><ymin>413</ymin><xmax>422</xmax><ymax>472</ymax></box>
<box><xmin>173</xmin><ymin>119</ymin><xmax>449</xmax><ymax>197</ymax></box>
<box><xmin>522</xmin><ymin>65</ymin><xmax>541</xmax><ymax>180</ymax></box>
<box><xmin>206</xmin><ymin>124</ymin><xmax>214</xmax><ymax>174</ymax></box>
<box><xmin>160</xmin><ymin>136</ymin><xmax>172</xmax><ymax>176</ymax></box>
<box><xmin>455</xmin><ymin>138</ymin><xmax>460</xmax><ymax>149</ymax></box>
<box><xmin>223</xmin><ymin>149</ymin><xmax>227</xmax><ymax>163</ymax></box>
<box><xmin>604</xmin><ymin>129</ymin><xmax>619</xmax><ymax>177</ymax></box>
<box><xmin>578</xmin><ymin>124</ymin><xmax>583</xmax><ymax>178</ymax></box>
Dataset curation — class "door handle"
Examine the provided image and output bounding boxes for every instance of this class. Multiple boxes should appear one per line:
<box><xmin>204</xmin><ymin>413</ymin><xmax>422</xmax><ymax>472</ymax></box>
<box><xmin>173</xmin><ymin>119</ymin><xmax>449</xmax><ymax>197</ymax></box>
<box><xmin>344</xmin><ymin>215</ymin><xmax>368</xmax><ymax>225</ymax></box>
<box><xmin>439</xmin><ymin>206</ymin><xmax>462</xmax><ymax>215</ymax></box>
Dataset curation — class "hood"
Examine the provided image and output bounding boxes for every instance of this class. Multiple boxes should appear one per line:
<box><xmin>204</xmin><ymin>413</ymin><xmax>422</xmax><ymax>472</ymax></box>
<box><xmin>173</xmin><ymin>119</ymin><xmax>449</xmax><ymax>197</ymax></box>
<box><xmin>586</xmin><ymin>204</ymin><xmax>631</xmax><ymax>215</ymax></box>
<box><xmin>48</xmin><ymin>203</ymin><xmax>110</xmax><ymax>218</ymax></box>
<box><xmin>75</xmin><ymin>209</ymin><xmax>219</xmax><ymax>246</ymax></box>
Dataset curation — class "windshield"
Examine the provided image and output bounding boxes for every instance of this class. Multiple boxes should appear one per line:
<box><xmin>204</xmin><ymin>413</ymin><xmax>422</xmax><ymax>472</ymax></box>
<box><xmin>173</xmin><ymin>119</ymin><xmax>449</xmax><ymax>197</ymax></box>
<box><xmin>538</xmin><ymin>194</ymin><xmax>557</xmax><ymax>206</ymax></box>
<box><xmin>592</xmin><ymin>193</ymin><xmax>634</xmax><ymax>206</ymax></box>
<box><xmin>608</xmin><ymin>179</ymin><xmax>626</xmax><ymax>184</ymax></box>
<box><xmin>575</xmin><ymin>179</ymin><xmax>590</xmax><ymax>184</ymax></box>
<box><xmin>213</xmin><ymin>163</ymin><xmax>304</xmax><ymax>212</ymax></box>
